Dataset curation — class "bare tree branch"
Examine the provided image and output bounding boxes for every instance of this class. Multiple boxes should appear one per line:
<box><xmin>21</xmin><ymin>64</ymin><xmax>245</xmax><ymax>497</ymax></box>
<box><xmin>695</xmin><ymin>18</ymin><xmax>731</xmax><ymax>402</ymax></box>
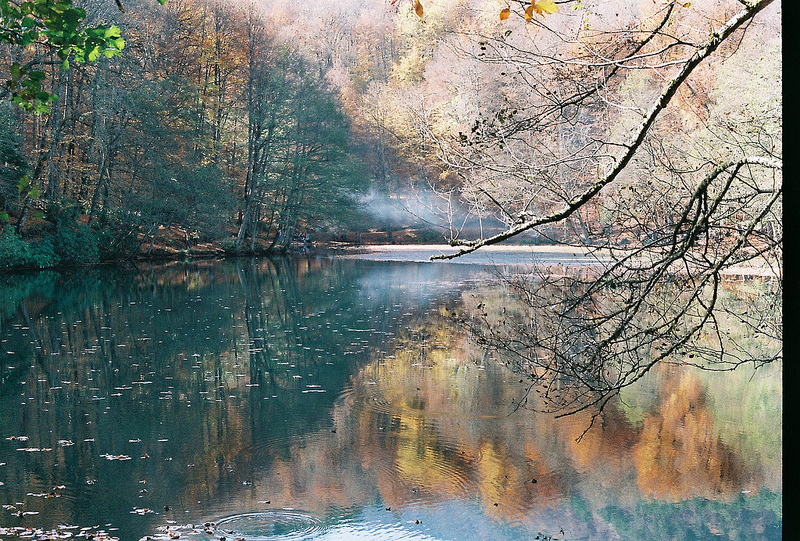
<box><xmin>433</xmin><ymin>0</ymin><xmax>776</xmax><ymax>260</ymax></box>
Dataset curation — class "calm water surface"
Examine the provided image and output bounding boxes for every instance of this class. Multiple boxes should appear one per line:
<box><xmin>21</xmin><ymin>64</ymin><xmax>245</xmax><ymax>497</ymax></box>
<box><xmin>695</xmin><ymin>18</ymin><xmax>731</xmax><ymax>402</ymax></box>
<box><xmin>0</xmin><ymin>251</ymin><xmax>781</xmax><ymax>540</ymax></box>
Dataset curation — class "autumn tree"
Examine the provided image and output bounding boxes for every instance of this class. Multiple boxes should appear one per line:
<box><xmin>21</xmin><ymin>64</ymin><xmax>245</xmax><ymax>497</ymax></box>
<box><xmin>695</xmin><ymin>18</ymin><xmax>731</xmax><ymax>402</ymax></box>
<box><xmin>0</xmin><ymin>0</ymin><xmax>370</xmax><ymax>265</ymax></box>
<box><xmin>235</xmin><ymin>10</ymin><xmax>367</xmax><ymax>252</ymax></box>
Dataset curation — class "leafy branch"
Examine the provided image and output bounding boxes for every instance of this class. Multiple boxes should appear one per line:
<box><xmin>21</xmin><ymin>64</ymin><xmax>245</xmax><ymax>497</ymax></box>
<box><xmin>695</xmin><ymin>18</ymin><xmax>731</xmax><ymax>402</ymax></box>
<box><xmin>0</xmin><ymin>0</ymin><xmax>167</xmax><ymax>112</ymax></box>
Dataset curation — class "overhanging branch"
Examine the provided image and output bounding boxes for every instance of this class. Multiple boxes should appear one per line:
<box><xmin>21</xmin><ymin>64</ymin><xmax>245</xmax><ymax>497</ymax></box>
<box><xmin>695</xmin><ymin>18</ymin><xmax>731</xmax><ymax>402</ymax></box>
<box><xmin>432</xmin><ymin>0</ymin><xmax>777</xmax><ymax>261</ymax></box>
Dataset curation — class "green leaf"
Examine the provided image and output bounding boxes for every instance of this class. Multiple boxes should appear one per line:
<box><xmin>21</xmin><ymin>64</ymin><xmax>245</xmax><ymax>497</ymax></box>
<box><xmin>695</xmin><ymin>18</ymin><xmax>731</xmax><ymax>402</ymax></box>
<box><xmin>0</xmin><ymin>212</ymin><xmax>10</xmax><ymax>223</ymax></box>
<box><xmin>17</xmin><ymin>175</ymin><xmax>31</xmax><ymax>194</ymax></box>
<box><xmin>104</xmin><ymin>25</ymin><xmax>121</xmax><ymax>38</ymax></box>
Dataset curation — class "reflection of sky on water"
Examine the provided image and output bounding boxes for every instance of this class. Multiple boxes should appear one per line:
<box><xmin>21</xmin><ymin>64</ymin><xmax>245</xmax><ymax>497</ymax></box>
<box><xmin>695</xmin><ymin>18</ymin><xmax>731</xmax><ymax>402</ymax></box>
<box><xmin>0</xmin><ymin>257</ymin><xmax>781</xmax><ymax>540</ymax></box>
<box><xmin>342</xmin><ymin>244</ymin><xmax>609</xmax><ymax>267</ymax></box>
<box><xmin>352</xmin><ymin>260</ymin><xmax>489</xmax><ymax>305</ymax></box>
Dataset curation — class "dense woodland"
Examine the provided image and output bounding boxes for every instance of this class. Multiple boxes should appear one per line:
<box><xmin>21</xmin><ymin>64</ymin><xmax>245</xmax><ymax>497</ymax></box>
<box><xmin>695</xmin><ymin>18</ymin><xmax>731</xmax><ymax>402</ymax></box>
<box><xmin>0</xmin><ymin>0</ymin><xmax>378</xmax><ymax>266</ymax></box>
<box><xmin>0</xmin><ymin>0</ymin><xmax>782</xmax><ymax>272</ymax></box>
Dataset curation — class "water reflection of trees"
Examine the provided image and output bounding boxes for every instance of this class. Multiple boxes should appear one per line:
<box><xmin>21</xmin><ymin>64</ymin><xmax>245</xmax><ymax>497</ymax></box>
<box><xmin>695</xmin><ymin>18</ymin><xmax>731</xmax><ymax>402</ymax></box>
<box><xmin>459</xmin><ymin>271</ymin><xmax>781</xmax><ymax>423</ymax></box>
<box><xmin>0</xmin><ymin>260</ymin><xmax>780</xmax><ymax>538</ymax></box>
<box><xmin>267</xmin><ymin>309</ymin><xmax>779</xmax><ymax>536</ymax></box>
<box><xmin>343</xmin><ymin>315</ymin><xmax>776</xmax><ymax>535</ymax></box>
<box><xmin>632</xmin><ymin>370</ymin><xmax>744</xmax><ymax>501</ymax></box>
<box><xmin>0</xmin><ymin>257</ymin><xmax>380</xmax><ymax>534</ymax></box>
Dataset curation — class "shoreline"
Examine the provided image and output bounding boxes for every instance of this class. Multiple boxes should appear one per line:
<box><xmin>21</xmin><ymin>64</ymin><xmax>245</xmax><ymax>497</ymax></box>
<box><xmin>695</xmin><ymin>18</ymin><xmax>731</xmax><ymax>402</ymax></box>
<box><xmin>0</xmin><ymin>241</ymin><xmax>780</xmax><ymax>279</ymax></box>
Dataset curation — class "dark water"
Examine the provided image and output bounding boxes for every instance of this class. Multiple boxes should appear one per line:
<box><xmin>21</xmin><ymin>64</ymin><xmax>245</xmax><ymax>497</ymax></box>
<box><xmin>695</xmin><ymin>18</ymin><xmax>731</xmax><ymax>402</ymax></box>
<box><xmin>0</xmin><ymin>255</ymin><xmax>781</xmax><ymax>540</ymax></box>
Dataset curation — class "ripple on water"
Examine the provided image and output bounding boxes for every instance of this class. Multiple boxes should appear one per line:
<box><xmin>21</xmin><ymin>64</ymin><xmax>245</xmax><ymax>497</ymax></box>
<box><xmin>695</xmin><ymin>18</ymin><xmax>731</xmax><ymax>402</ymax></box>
<box><xmin>217</xmin><ymin>511</ymin><xmax>327</xmax><ymax>540</ymax></box>
<box><xmin>153</xmin><ymin>511</ymin><xmax>328</xmax><ymax>541</ymax></box>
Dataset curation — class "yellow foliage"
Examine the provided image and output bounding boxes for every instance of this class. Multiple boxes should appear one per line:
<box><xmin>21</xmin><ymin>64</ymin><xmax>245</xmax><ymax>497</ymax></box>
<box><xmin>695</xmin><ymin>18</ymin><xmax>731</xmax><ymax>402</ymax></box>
<box><xmin>393</xmin><ymin>48</ymin><xmax>427</xmax><ymax>84</ymax></box>
<box><xmin>524</xmin><ymin>5</ymin><xmax>534</xmax><ymax>22</ymax></box>
<box><xmin>532</xmin><ymin>0</ymin><xmax>559</xmax><ymax>16</ymax></box>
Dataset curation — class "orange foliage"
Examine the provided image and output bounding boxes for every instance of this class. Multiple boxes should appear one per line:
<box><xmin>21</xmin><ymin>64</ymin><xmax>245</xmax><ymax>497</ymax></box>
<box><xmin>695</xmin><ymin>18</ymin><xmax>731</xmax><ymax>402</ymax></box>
<box><xmin>632</xmin><ymin>371</ymin><xmax>744</xmax><ymax>501</ymax></box>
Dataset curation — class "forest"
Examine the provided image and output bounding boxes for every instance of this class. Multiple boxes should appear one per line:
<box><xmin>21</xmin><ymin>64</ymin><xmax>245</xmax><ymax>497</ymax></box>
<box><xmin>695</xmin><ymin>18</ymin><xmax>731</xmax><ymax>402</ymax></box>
<box><xmin>0</xmin><ymin>0</ymin><xmax>782</xmax><ymax>270</ymax></box>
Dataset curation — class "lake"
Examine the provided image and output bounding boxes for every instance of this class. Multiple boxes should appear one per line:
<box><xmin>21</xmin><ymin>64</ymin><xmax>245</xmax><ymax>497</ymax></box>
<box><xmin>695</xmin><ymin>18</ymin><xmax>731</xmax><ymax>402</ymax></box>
<box><xmin>0</xmin><ymin>249</ymin><xmax>782</xmax><ymax>540</ymax></box>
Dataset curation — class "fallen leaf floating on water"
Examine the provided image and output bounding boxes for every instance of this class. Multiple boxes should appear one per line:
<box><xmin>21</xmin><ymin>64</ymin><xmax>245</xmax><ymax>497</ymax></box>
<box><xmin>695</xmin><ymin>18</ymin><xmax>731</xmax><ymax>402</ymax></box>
<box><xmin>26</xmin><ymin>491</ymin><xmax>62</xmax><ymax>498</ymax></box>
<box><xmin>101</xmin><ymin>454</ymin><xmax>132</xmax><ymax>461</ymax></box>
<box><xmin>1</xmin><ymin>526</ymin><xmax>76</xmax><ymax>538</ymax></box>
<box><xmin>78</xmin><ymin>532</ymin><xmax>118</xmax><ymax>540</ymax></box>
<box><xmin>131</xmin><ymin>507</ymin><xmax>154</xmax><ymax>515</ymax></box>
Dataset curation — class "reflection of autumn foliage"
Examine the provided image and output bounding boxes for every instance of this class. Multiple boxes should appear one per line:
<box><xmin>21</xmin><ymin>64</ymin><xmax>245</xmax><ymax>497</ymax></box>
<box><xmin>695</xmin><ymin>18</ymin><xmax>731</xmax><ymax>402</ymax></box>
<box><xmin>335</xmin><ymin>315</ymin><xmax>772</xmax><ymax>528</ymax></box>
<box><xmin>562</xmin><ymin>409</ymin><xmax>637</xmax><ymax>475</ymax></box>
<box><xmin>632</xmin><ymin>370</ymin><xmax>744</xmax><ymax>501</ymax></box>
<box><xmin>258</xmin><ymin>438</ymin><xmax>378</xmax><ymax>514</ymax></box>
<box><xmin>2</xmin><ymin>259</ymin><xmax>781</xmax><ymax>538</ymax></box>
<box><xmin>341</xmin><ymin>315</ymin><xmax>574</xmax><ymax>525</ymax></box>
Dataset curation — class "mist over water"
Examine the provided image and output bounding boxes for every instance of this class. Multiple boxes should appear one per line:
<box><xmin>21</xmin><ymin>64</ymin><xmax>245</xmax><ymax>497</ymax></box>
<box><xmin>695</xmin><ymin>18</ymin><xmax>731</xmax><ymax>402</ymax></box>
<box><xmin>357</xmin><ymin>187</ymin><xmax>514</xmax><ymax>243</ymax></box>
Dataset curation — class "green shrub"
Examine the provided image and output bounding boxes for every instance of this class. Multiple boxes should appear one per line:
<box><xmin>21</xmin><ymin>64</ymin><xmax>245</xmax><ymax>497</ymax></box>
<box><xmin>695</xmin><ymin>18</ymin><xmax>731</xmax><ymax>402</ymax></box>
<box><xmin>52</xmin><ymin>223</ymin><xmax>100</xmax><ymax>265</ymax></box>
<box><xmin>93</xmin><ymin>223</ymin><xmax>140</xmax><ymax>261</ymax></box>
<box><xmin>221</xmin><ymin>239</ymin><xmax>239</xmax><ymax>254</ymax></box>
<box><xmin>0</xmin><ymin>228</ymin><xmax>58</xmax><ymax>269</ymax></box>
<box><xmin>29</xmin><ymin>237</ymin><xmax>57</xmax><ymax>267</ymax></box>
